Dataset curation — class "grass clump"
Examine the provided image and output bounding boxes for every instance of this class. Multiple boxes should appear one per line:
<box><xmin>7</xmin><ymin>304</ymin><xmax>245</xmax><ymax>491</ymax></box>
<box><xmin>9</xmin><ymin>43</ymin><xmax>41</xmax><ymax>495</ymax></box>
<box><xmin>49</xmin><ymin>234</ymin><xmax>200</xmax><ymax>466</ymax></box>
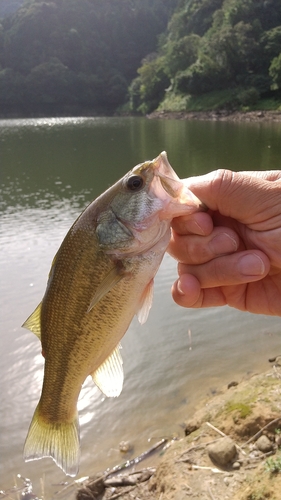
<box><xmin>157</xmin><ymin>92</ymin><xmax>191</xmax><ymax>112</ymax></box>
<box><xmin>246</xmin><ymin>488</ymin><xmax>271</xmax><ymax>500</ymax></box>
<box><xmin>225</xmin><ymin>401</ymin><xmax>252</xmax><ymax>419</ymax></box>
<box><xmin>158</xmin><ymin>89</ymin><xmax>281</xmax><ymax>114</ymax></box>
<box><xmin>265</xmin><ymin>455</ymin><xmax>281</xmax><ymax>474</ymax></box>
<box><xmin>158</xmin><ymin>89</ymin><xmax>236</xmax><ymax>112</ymax></box>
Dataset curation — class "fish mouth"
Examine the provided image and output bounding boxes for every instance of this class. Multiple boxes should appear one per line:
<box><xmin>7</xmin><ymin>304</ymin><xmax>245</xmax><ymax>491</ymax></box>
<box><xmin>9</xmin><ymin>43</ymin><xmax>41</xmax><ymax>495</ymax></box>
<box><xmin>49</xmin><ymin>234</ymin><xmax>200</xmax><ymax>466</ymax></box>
<box><xmin>152</xmin><ymin>151</ymin><xmax>206</xmax><ymax>212</ymax></box>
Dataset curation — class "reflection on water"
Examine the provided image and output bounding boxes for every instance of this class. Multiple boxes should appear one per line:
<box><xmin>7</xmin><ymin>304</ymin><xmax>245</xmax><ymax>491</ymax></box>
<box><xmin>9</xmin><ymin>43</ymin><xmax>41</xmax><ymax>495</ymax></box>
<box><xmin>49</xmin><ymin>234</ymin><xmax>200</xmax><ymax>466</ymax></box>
<box><xmin>0</xmin><ymin>117</ymin><xmax>280</xmax><ymax>498</ymax></box>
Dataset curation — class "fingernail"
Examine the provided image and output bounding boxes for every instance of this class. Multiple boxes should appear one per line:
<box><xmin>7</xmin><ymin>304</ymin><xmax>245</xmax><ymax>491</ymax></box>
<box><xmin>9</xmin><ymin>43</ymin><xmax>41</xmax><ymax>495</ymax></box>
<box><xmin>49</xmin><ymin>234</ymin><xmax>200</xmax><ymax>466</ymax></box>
<box><xmin>238</xmin><ymin>253</ymin><xmax>265</xmax><ymax>276</ymax></box>
<box><xmin>189</xmin><ymin>220</ymin><xmax>205</xmax><ymax>235</ymax></box>
<box><xmin>177</xmin><ymin>279</ymin><xmax>185</xmax><ymax>295</ymax></box>
<box><xmin>210</xmin><ymin>232</ymin><xmax>238</xmax><ymax>254</ymax></box>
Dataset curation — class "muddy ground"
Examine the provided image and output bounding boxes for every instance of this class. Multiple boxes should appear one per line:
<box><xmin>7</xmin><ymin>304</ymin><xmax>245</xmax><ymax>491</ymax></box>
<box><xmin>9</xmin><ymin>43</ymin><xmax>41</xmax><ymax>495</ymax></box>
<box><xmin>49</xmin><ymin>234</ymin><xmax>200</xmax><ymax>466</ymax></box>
<box><xmin>78</xmin><ymin>365</ymin><xmax>281</xmax><ymax>500</ymax></box>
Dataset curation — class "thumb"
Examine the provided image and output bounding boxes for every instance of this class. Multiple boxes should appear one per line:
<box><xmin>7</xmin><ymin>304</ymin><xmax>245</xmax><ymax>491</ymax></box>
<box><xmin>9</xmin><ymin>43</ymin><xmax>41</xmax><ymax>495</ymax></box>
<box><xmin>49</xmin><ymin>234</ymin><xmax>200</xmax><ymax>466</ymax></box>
<box><xmin>184</xmin><ymin>169</ymin><xmax>281</xmax><ymax>228</ymax></box>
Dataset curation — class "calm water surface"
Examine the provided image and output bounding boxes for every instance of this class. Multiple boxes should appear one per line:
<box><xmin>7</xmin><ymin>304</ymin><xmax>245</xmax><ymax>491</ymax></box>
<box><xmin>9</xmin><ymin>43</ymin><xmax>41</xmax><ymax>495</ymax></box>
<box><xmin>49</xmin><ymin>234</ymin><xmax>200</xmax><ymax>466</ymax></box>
<box><xmin>1</xmin><ymin>117</ymin><xmax>281</xmax><ymax>498</ymax></box>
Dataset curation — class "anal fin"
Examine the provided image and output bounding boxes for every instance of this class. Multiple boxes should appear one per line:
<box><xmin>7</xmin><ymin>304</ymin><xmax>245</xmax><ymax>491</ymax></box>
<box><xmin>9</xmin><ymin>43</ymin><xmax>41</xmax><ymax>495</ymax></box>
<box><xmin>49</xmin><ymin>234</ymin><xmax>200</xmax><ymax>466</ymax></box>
<box><xmin>92</xmin><ymin>345</ymin><xmax>123</xmax><ymax>397</ymax></box>
<box><xmin>22</xmin><ymin>302</ymin><xmax>42</xmax><ymax>339</ymax></box>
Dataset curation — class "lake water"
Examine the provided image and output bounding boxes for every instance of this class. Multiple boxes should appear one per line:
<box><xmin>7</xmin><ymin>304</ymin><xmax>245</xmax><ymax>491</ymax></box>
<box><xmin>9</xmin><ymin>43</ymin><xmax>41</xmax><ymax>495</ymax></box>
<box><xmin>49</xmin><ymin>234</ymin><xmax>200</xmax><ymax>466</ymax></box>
<box><xmin>1</xmin><ymin>116</ymin><xmax>281</xmax><ymax>498</ymax></box>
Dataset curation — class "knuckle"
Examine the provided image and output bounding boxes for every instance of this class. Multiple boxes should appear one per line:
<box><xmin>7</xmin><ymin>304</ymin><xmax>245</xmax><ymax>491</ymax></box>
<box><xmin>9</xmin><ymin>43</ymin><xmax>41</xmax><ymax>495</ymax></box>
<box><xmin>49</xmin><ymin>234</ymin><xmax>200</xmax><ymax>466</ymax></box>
<box><xmin>212</xmin><ymin>169</ymin><xmax>234</xmax><ymax>196</ymax></box>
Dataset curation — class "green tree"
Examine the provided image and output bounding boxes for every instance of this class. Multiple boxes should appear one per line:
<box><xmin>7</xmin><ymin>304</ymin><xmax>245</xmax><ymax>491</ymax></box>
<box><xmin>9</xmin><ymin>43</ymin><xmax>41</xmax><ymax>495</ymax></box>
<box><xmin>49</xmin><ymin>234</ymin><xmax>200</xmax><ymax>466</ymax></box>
<box><xmin>0</xmin><ymin>67</ymin><xmax>25</xmax><ymax>110</ymax></box>
<box><xmin>262</xmin><ymin>26</ymin><xmax>281</xmax><ymax>62</ymax></box>
<box><xmin>132</xmin><ymin>0</ymin><xmax>281</xmax><ymax>113</ymax></box>
<box><xmin>174</xmin><ymin>54</ymin><xmax>229</xmax><ymax>95</ymax></box>
<box><xmin>163</xmin><ymin>34</ymin><xmax>201</xmax><ymax>78</ymax></box>
<box><xmin>25</xmin><ymin>58</ymin><xmax>72</xmax><ymax>104</ymax></box>
<box><xmin>0</xmin><ymin>0</ymin><xmax>178</xmax><ymax>115</ymax></box>
<box><xmin>269</xmin><ymin>53</ymin><xmax>281</xmax><ymax>88</ymax></box>
<box><xmin>129</xmin><ymin>55</ymin><xmax>169</xmax><ymax>113</ymax></box>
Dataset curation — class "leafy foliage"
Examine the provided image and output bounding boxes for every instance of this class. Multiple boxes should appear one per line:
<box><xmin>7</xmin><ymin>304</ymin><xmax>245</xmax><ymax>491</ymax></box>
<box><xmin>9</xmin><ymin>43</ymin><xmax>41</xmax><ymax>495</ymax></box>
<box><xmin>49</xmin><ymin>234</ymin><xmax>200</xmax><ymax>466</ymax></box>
<box><xmin>130</xmin><ymin>0</ymin><xmax>281</xmax><ymax>113</ymax></box>
<box><xmin>269</xmin><ymin>53</ymin><xmax>281</xmax><ymax>89</ymax></box>
<box><xmin>265</xmin><ymin>454</ymin><xmax>281</xmax><ymax>474</ymax></box>
<box><xmin>129</xmin><ymin>55</ymin><xmax>170</xmax><ymax>114</ymax></box>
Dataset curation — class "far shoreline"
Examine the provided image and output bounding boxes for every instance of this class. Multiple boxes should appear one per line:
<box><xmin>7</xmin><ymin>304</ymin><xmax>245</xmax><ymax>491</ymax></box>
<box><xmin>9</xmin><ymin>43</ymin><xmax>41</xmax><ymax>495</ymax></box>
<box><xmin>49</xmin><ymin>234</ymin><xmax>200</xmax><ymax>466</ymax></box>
<box><xmin>147</xmin><ymin>109</ymin><xmax>281</xmax><ymax>122</ymax></box>
<box><xmin>0</xmin><ymin>109</ymin><xmax>280</xmax><ymax>122</ymax></box>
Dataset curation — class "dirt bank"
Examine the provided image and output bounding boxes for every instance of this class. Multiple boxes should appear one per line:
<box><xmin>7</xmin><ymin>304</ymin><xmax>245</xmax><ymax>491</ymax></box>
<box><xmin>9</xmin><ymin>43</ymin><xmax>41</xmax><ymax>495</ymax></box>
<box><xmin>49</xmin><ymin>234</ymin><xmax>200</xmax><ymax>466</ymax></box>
<box><xmin>78</xmin><ymin>365</ymin><xmax>281</xmax><ymax>500</ymax></box>
<box><xmin>147</xmin><ymin>110</ymin><xmax>281</xmax><ymax>122</ymax></box>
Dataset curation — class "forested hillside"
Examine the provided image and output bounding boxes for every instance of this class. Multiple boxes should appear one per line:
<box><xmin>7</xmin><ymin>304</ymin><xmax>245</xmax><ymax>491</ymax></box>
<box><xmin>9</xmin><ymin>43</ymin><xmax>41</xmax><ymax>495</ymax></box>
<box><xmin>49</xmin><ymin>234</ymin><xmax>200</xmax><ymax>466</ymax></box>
<box><xmin>0</xmin><ymin>0</ymin><xmax>24</xmax><ymax>18</ymax></box>
<box><xmin>0</xmin><ymin>0</ymin><xmax>177</xmax><ymax>116</ymax></box>
<box><xmin>0</xmin><ymin>0</ymin><xmax>281</xmax><ymax>117</ymax></box>
<box><xmin>130</xmin><ymin>0</ymin><xmax>281</xmax><ymax>113</ymax></box>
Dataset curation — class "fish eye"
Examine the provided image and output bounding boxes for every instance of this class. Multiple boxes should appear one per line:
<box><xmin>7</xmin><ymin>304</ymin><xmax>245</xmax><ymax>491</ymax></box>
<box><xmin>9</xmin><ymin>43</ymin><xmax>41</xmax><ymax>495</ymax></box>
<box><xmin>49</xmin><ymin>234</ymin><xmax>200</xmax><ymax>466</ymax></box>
<box><xmin>126</xmin><ymin>175</ymin><xmax>144</xmax><ymax>191</ymax></box>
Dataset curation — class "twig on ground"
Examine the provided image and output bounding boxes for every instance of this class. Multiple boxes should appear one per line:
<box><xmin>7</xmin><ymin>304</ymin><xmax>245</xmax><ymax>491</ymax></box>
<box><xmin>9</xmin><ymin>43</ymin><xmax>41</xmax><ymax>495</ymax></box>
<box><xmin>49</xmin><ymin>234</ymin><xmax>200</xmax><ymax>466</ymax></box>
<box><xmin>241</xmin><ymin>417</ymin><xmax>281</xmax><ymax>448</ymax></box>
<box><xmin>206</xmin><ymin>422</ymin><xmax>226</xmax><ymax>438</ymax></box>
<box><xmin>56</xmin><ymin>476</ymin><xmax>90</xmax><ymax>496</ymax></box>
<box><xmin>208</xmin><ymin>484</ymin><xmax>216</xmax><ymax>500</ymax></box>
<box><xmin>76</xmin><ymin>468</ymin><xmax>155</xmax><ymax>500</ymax></box>
<box><xmin>273</xmin><ymin>365</ymin><xmax>281</xmax><ymax>379</ymax></box>
<box><xmin>193</xmin><ymin>432</ymin><xmax>207</xmax><ymax>442</ymax></box>
<box><xmin>191</xmin><ymin>465</ymin><xmax>225</xmax><ymax>473</ymax></box>
<box><xmin>105</xmin><ymin>439</ymin><xmax>167</xmax><ymax>477</ymax></box>
<box><xmin>176</xmin><ymin>438</ymin><xmax>222</xmax><ymax>462</ymax></box>
<box><xmin>109</xmin><ymin>486</ymin><xmax>136</xmax><ymax>500</ymax></box>
<box><xmin>104</xmin><ymin>468</ymin><xmax>155</xmax><ymax>487</ymax></box>
<box><xmin>249</xmin><ymin>450</ymin><xmax>275</xmax><ymax>461</ymax></box>
<box><xmin>244</xmin><ymin>464</ymin><xmax>259</xmax><ymax>470</ymax></box>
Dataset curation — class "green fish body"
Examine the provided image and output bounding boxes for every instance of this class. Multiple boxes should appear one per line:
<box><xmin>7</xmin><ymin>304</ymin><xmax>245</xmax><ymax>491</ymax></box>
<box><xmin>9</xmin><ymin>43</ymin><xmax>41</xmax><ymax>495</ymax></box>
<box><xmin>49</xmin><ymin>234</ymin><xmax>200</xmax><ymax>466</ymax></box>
<box><xmin>23</xmin><ymin>152</ymin><xmax>203</xmax><ymax>476</ymax></box>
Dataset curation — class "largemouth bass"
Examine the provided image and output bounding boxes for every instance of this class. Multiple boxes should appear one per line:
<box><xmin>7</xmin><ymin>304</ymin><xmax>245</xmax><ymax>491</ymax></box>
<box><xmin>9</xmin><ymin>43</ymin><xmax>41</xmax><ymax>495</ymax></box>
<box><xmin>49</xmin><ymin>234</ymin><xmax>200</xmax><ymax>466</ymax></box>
<box><xmin>23</xmin><ymin>152</ymin><xmax>203</xmax><ymax>476</ymax></box>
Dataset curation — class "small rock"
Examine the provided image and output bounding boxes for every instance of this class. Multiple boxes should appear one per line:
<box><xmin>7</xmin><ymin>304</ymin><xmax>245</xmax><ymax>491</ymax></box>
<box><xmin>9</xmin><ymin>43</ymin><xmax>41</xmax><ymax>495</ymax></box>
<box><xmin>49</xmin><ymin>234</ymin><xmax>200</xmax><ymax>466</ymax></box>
<box><xmin>275</xmin><ymin>434</ymin><xmax>281</xmax><ymax>447</ymax></box>
<box><xmin>119</xmin><ymin>440</ymin><xmax>133</xmax><ymax>453</ymax></box>
<box><xmin>255</xmin><ymin>435</ymin><xmax>273</xmax><ymax>453</ymax></box>
<box><xmin>208</xmin><ymin>437</ymin><xmax>237</xmax><ymax>467</ymax></box>
<box><xmin>227</xmin><ymin>381</ymin><xmax>238</xmax><ymax>389</ymax></box>
<box><xmin>232</xmin><ymin>461</ymin><xmax>241</xmax><ymax>470</ymax></box>
<box><xmin>249</xmin><ymin>450</ymin><xmax>261</xmax><ymax>459</ymax></box>
<box><xmin>184</xmin><ymin>420</ymin><xmax>199</xmax><ymax>436</ymax></box>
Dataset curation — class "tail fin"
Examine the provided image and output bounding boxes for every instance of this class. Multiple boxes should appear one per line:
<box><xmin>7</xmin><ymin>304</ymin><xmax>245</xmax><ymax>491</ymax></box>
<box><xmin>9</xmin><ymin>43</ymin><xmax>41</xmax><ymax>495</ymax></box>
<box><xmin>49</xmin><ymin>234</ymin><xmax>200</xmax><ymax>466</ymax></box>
<box><xmin>23</xmin><ymin>404</ymin><xmax>80</xmax><ymax>477</ymax></box>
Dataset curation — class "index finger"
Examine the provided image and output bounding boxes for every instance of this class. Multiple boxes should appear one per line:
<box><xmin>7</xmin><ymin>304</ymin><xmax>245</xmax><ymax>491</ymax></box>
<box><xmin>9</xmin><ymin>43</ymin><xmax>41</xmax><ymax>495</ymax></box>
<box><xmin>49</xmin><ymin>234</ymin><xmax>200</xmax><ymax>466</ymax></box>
<box><xmin>171</xmin><ymin>211</ymin><xmax>214</xmax><ymax>236</ymax></box>
<box><xmin>183</xmin><ymin>170</ymin><xmax>281</xmax><ymax>225</ymax></box>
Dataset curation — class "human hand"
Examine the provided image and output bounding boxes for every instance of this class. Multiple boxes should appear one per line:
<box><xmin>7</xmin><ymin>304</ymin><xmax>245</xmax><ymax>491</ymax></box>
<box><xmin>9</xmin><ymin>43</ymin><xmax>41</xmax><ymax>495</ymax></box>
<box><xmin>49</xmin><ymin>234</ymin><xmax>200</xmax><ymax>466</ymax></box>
<box><xmin>168</xmin><ymin>169</ymin><xmax>281</xmax><ymax>315</ymax></box>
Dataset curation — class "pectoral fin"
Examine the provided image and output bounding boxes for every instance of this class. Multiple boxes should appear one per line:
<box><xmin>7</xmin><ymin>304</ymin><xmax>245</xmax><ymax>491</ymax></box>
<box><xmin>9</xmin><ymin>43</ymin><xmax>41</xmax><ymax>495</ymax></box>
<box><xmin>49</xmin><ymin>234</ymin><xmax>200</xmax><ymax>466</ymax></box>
<box><xmin>92</xmin><ymin>346</ymin><xmax>123</xmax><ymax>397</ymax></box>
<box><xmin>136</xmin><ymin>279</ymin><xmax>154</xmax><ymax>325</ymax></box>
<box><xmin>87</xmin><ymin>264</ymin><xmax>126</xmax><ymax>313</ymax></box>
<box><xmin>22</xmin><ymin>302</ymin><xmax>42</xmax><ymax>339</ymax></box>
